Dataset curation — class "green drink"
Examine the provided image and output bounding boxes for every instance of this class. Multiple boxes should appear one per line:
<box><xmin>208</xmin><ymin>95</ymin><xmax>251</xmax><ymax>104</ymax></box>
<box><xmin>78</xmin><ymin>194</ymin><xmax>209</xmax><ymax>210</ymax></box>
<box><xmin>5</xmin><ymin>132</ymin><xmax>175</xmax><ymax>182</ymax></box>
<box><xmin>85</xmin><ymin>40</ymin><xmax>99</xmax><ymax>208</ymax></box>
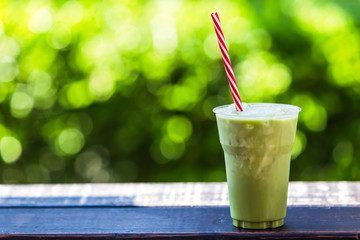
<box><xmin>213</xmin><ymin>103</ymin><xmax>301</xmax><ymax>229</ymax></box>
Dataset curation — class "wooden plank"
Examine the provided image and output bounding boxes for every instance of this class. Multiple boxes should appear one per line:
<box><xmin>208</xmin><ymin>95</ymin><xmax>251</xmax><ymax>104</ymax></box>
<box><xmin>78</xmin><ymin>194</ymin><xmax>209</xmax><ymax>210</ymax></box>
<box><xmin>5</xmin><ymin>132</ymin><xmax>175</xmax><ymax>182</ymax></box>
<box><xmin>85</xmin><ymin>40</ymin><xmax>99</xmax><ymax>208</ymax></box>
<box><xmin>0</xmin><ymin>206</ymin><xmax>359</xmax><ymax>239</ymax></box>
<box><xmin>0</xmin><ymin>182</ymin><xmax>359</xmax><ymax>207</ymax></box>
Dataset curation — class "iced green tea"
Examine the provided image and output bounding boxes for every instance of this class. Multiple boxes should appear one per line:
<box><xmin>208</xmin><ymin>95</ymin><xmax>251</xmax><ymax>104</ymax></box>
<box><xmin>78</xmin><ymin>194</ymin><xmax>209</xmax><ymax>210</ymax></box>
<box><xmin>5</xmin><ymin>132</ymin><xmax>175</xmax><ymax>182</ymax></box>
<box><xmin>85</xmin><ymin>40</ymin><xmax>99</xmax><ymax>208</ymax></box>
<box><xmin>213</xmin><ymin>103</ymin><xmax>300</xmax><ymax>229</ymax></box>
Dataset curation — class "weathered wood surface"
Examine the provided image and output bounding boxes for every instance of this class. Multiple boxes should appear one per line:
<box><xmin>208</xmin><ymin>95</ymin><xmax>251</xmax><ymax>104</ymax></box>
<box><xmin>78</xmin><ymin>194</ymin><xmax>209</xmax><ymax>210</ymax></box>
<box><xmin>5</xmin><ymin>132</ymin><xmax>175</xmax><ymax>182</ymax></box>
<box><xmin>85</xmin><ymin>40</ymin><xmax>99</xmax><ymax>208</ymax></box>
<box><xmin>0</xmin><ymin>206</ymin><xmax>360</xmax><ymax>239</ymax></box>
<box><xmin>0</xmin><ymin>182</ymin><xmax>359</xmax><ymax>239</ymax></box>
<box><xmin>0</xmin><ymin>182</ymin><xmax>359</xmax><ymax>207</ymax></box>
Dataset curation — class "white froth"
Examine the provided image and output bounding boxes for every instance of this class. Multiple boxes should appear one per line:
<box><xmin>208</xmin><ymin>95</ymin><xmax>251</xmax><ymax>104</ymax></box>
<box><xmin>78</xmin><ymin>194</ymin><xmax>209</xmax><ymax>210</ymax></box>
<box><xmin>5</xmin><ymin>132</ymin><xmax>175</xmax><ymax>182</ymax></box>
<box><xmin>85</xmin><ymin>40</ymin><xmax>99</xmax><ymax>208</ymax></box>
<box><xmin>213</xmin><ymin>103</ymin><xmax>301</xmax><ymax>120</ymax></box>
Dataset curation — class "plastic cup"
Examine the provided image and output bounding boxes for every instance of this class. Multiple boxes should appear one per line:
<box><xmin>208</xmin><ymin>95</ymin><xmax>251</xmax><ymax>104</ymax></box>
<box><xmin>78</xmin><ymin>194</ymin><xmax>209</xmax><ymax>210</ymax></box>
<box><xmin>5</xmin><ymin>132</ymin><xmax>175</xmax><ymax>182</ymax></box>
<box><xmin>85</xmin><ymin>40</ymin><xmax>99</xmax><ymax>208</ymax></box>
<box><xmin>213</xmin><ymin>103</ymin><xmax>301</xmax><ymax>229</ymax></box>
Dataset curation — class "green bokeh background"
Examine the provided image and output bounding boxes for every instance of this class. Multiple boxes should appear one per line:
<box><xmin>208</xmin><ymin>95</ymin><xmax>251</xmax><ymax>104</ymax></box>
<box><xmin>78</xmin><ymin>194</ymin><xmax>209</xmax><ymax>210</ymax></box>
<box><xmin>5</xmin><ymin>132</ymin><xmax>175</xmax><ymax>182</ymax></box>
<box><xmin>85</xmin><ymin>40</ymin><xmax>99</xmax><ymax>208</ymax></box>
<box><xmin>0</xmin><ymin>0</ymin><xmax>359</xmax><ymax>183</ymax></box>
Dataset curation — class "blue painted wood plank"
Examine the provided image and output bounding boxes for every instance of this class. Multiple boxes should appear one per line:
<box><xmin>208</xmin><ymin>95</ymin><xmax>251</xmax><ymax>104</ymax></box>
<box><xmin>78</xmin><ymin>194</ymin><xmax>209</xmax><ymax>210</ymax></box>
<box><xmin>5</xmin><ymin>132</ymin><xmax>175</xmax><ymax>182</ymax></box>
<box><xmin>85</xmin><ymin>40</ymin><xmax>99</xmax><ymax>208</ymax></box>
<box><xmin>0</xmin><ymin>207</ymin><xmax>359</xmax><ymax>239</ymax></box>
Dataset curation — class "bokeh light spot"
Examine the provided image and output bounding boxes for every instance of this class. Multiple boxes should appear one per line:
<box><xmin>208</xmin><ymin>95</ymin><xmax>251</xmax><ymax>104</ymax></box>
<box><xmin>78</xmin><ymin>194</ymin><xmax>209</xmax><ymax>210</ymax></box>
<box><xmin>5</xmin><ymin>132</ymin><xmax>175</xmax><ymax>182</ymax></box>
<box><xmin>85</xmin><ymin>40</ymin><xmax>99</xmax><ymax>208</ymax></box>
<box><xmin>246</xmin><ymin>29</ymin><xmax>272</xmax><ymax>51</ymax></box>
<box><xmin>141</xmin><ymin>52</ymin><xmax>173</xmax><ymax>80</ymax></box>
<box><xmin>0</xmin><ymin>37</ymin><xmax>20</xmax><ymax>58</ymax></box>
<box><xmin>115</xmin><ymin>24</ymin><xmax>141</xmax><ymax>51</ymax></box>
<box><xmin>0</xmin><ymin>136</ymin><xmax>22</xmax><ymax>164</ymax></box>
<box><xmin>105</xmin><ymin>4</ymin><xmax>132</xmax><ymax>30</ymax></box>
<box><xmin>88</xmin><ymin>68</ymin><xmax>115</xmax><ymax>101</ymax></box>
<box><xmin>160</xmin><ymin>85</ymin><xmax>200</xmax><ymax>111</ymax></box>
<box><xmin>302</xmin><ymin>104</ymin><xmax>327</xmax><ymax>131</ymax></box>
<box><xmin>68</xmin><ymin>112</ymin><xmax>93</xmax><ymax>136</ymax></box>
<box><xmin>58</xmin><ymin>1</ymin><xmax>83</xmax><ymax>26</ymax></box>
<box><xmin>203</xmin><ymin>34</ymin><xmax>221</xmax><ymax>60</ymax></box>
<box><xmin>80</xmin><ymin>35</ymin><xmax>117</xmax><ymax>67</ymax></box>
<box><xmin>49</xmin><ymin>24</ymin><xmax>72</xmax><ymax>49</ymax></box>
<box><xmin>266</xmin><ymin>64</ymin><xmax>291</xmax><ymax>93</ymax></box>
<box><xmin>0</xmin><ymin>56</ymin><xmax>18</xmax><ymax>82</ymax></box>
<box><xmin>160</xmin><ymin>137</ymin><xmax>185</xmax><ymax>160</ymax></box>
<box><xmin>294</xmin><ymin>1</ymin><xmax>347</xmax><ymax>35</ymax></box>
<box><xmin>236</xmin><ymin>53</ymin><xmax>291</xmax><ymax>100</ymax></box>
<box><xmin>291</xmin><ymin>130</ymin><xmax>307</xmax><ymax>159</ymax></box>
<box><xmin>28</xmin><ymin>8</ymin><xmax>53</xmax><ymax>33</ymax></box>
<box><xmin>75</xmin><ymin>150</ymin><xmax>107</xmax><ymax>181</ymax></box>
<box><xmin>151</xmin><ymin>14</ymin><xmax>178</xmax><ymax>54</ymax></box>
<box><xmin>28</xmin><ymin>70</ymin><xmax>52</xmax><ymax>97</ymax></box>
<box><xmin>165</xmin><ymin>115</ymin><xmax>192</xmax><ymax>143</ymax></box>
<box><xmin>291</xmin><ymin>95</ymin><xmax>327</xmax><ymax>132</ymax></box>
<box><xmin>61</xmin><ymin>80</ymin><xmax>93</xmax><ymax>109</ymax></box>
<box><xmin>225</xmin><ymin>17</ymin><xmax>251</xmax><ymax>44</ymax></box>
<box><xmin>56</xmin><ymin>128</ymin><xmax>84</xmax><ymax>155</ymax></box>
<box><xmin>10</xmin><ymin>89</ymin><xmax>34</xmax><ymax>118</ymax></box>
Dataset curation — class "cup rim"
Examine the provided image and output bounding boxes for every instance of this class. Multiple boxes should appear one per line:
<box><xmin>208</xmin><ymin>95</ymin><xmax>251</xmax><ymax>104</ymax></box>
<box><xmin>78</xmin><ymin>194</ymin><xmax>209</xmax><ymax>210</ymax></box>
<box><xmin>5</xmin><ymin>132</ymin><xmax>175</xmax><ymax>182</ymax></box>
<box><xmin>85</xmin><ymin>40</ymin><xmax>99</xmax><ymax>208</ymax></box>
<box><xmin>213</xmin><ymin>103</ymin><xmax>301</xmax><ymax>120</ymax></box>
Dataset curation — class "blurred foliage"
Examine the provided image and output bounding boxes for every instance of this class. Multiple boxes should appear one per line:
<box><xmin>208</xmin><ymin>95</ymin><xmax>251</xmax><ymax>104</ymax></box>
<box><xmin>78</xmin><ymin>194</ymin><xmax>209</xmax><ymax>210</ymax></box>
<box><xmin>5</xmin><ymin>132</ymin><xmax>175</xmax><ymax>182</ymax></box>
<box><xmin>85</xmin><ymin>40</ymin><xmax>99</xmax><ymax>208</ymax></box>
<box><xmin>0</xmin><ymin>0</ymin><xmax>359</xmax><ymax>183</ymax></box>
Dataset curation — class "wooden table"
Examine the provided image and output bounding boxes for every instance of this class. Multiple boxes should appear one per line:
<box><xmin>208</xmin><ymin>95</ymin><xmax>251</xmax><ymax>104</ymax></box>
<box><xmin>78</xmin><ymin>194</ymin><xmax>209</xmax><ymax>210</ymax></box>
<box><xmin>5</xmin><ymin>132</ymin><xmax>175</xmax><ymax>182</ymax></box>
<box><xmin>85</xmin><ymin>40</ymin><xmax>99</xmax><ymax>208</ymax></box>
<box><xmin>0</xmin><ymin>182</ymin><xmax>359</xmax><ymax>239</ymax></box>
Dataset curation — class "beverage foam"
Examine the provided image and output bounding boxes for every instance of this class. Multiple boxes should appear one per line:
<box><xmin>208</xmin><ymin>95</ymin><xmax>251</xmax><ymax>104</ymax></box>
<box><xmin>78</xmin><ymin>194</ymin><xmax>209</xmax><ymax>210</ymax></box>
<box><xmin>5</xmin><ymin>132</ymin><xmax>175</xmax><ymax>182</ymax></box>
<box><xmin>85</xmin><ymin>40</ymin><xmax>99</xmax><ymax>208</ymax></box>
<box><xmin>213</xmin><ymin>103</ymin><xmax>301</xmax><ymax>120</ymax></box>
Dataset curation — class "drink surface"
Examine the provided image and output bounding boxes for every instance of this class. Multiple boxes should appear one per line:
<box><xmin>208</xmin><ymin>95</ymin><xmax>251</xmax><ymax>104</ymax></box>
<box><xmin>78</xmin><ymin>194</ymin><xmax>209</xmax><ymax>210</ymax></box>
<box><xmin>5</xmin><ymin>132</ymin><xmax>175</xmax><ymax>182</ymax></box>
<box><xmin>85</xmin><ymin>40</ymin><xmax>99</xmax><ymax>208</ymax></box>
<box><xmin>213</xmin><ymin>103</ymin><xmax>300</xmax><ymax>228</ymax></box>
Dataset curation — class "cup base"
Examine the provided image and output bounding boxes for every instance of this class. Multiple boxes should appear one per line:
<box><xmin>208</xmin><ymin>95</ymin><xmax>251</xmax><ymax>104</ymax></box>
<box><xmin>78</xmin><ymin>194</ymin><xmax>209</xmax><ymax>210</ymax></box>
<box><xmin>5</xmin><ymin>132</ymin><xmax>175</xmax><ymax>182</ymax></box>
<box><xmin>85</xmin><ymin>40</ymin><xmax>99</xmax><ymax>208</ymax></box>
<box><xmin>233</xmin><ymin>219</ymin><xmax>284</xmax><ymax>229</ymax></box>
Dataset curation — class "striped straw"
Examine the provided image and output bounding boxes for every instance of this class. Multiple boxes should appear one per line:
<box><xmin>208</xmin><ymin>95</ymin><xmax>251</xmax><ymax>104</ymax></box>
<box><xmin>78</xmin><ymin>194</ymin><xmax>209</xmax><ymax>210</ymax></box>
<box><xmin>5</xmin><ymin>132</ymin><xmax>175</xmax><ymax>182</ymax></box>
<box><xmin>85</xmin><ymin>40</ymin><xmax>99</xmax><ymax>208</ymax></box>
<box><xmin>211</xmin><ymin>12</ymin><xmax>243</xmax><ymax>112</ymax></box>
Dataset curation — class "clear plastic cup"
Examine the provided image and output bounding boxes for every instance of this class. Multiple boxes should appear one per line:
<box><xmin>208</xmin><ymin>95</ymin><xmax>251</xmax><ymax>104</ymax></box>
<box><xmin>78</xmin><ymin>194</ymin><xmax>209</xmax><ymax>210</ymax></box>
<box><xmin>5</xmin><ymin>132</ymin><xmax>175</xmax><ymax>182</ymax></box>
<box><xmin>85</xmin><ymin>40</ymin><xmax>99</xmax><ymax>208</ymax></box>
<box><xmin>213</xmin><ymin>103</ymin><xmax>301</xmax><ymax>229</ymax></box>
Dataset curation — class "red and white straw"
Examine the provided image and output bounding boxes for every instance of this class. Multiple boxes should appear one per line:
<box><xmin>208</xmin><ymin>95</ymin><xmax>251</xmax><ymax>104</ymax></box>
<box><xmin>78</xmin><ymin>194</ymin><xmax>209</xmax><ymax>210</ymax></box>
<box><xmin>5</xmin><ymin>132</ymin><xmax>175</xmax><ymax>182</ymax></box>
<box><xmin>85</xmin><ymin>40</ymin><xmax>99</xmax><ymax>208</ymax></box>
<box><xmin>211</xmin><ymin>12</ymin><xmax>243</xmax><ymax>112</ymax></box>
